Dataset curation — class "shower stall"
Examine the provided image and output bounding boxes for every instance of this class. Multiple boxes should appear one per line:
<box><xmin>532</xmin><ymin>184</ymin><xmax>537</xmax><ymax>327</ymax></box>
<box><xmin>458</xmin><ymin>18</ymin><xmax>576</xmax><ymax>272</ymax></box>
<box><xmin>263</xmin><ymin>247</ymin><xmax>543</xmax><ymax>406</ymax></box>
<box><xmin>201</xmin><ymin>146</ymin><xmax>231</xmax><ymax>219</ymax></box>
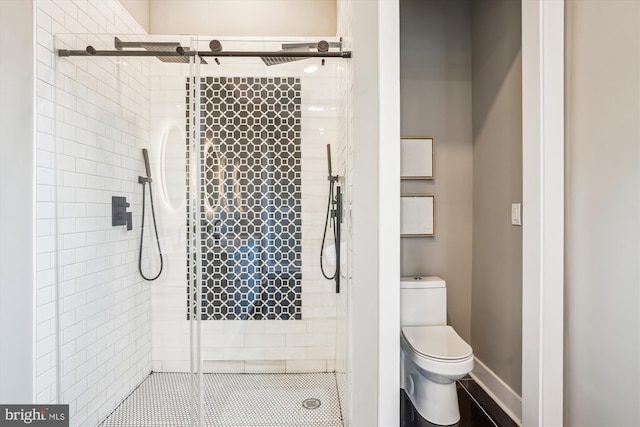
<box><xmin>48</xmin><ymin>32</ymin><xmax>352</xmax><ymax>426</ymax></box>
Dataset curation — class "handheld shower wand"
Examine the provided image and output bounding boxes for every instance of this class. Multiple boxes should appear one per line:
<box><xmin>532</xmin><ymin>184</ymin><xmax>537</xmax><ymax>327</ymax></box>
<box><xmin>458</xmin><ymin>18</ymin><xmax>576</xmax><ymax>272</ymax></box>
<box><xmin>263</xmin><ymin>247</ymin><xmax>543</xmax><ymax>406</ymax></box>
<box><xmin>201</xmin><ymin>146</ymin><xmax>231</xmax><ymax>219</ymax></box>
<box><xmin>326</xmin><ymin>144</ymin><xmax>334</xmax><ymax>180</ymax></box>
<box><xmin>142</xmin><ymin>148</ymin><xmax>152</xmax><ymax>181</ymax></box>
<box><xmin>321</xmin><ymin>144</ymin><xmax>342</xmax><ymax>293</ymax></box>
<box><xmin>138</xmin><ymin>148</ymin><xmax>163</xmax><ymax>281</ymax></box>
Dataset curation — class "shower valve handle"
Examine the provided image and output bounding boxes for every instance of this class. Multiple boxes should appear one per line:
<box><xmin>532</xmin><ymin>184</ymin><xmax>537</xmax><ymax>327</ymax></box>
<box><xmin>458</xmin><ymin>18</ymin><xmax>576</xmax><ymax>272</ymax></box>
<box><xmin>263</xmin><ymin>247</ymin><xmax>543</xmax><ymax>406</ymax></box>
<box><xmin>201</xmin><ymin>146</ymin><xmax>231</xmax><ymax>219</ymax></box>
<box><xmin>112</xmin><ymin>196</ymin><xmax>133</xmax><ymax>231</ymax></box>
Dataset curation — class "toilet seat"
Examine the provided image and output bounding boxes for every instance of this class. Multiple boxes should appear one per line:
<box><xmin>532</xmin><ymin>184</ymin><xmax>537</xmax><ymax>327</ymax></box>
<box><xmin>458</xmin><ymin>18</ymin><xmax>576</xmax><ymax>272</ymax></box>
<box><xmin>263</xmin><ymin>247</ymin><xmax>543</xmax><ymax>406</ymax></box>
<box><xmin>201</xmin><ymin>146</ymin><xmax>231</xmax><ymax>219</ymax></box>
<box><xmin>401</xmin><ymin>325</ymin><xmax>472</xmax><ymax>361</ymax></box>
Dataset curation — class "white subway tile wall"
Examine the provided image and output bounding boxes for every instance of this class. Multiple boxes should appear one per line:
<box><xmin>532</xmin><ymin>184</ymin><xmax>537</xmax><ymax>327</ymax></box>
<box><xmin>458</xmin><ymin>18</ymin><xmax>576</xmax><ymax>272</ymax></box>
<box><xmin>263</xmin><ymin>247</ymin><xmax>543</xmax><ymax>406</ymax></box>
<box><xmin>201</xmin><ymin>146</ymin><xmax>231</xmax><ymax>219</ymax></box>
<box><xmin>36</xmin><ymin>1</ymin><xmax>151</xmax><ymax>426</ymax></box>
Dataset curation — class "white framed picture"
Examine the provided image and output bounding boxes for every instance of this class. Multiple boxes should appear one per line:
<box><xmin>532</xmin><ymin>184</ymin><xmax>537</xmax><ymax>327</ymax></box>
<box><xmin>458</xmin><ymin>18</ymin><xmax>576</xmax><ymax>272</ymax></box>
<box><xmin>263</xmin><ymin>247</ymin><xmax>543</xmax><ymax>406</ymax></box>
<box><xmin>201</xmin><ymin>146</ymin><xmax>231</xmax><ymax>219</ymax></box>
<box><xmin>401</xmin><ymin>137</ymin><xmax>434</xmax><ymax>179</ymax></box>
<box><xmin>400</xmin><ymin>194</ymin><xmax>435</xmax><ymax>237</ymax></box>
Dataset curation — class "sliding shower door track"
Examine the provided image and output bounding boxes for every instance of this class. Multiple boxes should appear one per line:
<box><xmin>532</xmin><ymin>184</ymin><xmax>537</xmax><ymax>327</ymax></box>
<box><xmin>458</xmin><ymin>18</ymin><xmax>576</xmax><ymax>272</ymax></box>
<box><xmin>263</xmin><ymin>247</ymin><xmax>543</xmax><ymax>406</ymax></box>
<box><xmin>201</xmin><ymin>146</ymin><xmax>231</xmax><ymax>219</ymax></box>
<box><xmin>58</xmin><ymin>48</ymin><xmax>352</xmax><ymax>59</ymax></box>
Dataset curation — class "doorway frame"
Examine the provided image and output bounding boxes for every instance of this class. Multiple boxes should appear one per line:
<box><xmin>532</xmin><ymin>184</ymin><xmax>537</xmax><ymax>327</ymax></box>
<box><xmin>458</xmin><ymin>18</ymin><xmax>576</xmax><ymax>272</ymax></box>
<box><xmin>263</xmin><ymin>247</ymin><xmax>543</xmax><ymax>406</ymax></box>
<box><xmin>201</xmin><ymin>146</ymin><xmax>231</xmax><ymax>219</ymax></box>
<box><xmin>374</xmin><ymin>0</ymin><xmax>565</xmax><ymax>425</ymax></box>
<box><xmin>521</xmin><ymin>0</ymin><xmax>564</xmax><ymax>425</ymax></box>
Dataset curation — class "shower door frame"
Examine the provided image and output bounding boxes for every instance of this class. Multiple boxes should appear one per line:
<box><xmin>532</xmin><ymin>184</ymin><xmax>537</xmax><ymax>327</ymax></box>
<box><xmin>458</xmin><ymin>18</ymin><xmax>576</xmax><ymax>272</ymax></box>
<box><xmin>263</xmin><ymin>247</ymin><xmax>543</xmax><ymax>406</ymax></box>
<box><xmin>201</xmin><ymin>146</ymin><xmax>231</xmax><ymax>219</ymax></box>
<box><xmin>188</xmin><ymin>41</ymin><xmax>204</xmax><ymax>427</ymax></box>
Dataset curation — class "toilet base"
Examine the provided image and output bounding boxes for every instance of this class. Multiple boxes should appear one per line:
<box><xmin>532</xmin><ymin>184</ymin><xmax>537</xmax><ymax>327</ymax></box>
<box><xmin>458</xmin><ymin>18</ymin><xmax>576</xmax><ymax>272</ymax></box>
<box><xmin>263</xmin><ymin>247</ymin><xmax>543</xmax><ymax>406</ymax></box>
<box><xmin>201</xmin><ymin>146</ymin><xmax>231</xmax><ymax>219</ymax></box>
<box><xmin>408</xmin><ymin>379</ymin><xmax>460</xmax><ymax>425</ymax></box>
<box><xmin>402</xmin><ymin>351</ymin><xmax>464</xmax><ymax>426</ymax></box>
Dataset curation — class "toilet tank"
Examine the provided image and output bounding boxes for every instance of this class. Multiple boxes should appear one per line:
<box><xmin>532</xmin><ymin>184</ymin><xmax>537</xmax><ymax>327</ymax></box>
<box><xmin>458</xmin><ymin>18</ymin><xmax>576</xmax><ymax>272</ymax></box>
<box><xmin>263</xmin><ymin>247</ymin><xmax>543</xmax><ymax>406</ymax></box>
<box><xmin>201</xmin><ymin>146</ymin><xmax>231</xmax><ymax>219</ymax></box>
<box><xmin>400</xmin><ymin>276</ymin><xmax>446</xmax><ymax>326</ymax></box>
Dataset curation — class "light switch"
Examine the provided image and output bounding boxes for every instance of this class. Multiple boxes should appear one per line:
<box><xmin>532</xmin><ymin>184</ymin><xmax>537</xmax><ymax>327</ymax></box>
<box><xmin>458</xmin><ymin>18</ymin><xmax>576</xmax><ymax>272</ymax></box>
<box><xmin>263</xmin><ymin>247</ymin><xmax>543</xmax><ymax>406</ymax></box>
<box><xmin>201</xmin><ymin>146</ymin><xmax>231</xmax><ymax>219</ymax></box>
<box><xmin>511</xmin><ymin>203</ymin><xmax>522</xmax><ymax>226</ymax></box>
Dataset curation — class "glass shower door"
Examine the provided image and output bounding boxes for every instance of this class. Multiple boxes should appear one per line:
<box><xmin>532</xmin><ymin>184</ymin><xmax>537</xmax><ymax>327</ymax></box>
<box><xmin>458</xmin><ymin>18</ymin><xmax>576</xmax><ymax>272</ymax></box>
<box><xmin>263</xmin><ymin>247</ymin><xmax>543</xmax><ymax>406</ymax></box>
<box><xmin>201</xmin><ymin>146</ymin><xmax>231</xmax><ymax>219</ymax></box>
<box><xmin>52</xmin><ymin>33</ymin><xmax>204</xmax><ymax>427</ymax></box>
<box><xmin>186</xmin><ymin>37</ymin><xmax>348</xmax><ymax>426</ymax></box>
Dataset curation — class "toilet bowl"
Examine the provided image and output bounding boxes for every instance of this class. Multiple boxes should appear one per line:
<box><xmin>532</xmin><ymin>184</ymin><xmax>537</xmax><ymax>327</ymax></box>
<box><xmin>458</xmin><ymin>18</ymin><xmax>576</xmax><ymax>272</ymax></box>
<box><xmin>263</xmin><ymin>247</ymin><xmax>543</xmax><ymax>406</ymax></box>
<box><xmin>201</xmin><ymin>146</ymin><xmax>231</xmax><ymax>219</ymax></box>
<box><xmin>400</xmin><ymin>277</ymin><xmax>474</xmax><ymax>426</ymax></box>
<box><xmin>401</xmin><ymin>325</ymin><xmax>473</xmax><ymax>425</ymax></box>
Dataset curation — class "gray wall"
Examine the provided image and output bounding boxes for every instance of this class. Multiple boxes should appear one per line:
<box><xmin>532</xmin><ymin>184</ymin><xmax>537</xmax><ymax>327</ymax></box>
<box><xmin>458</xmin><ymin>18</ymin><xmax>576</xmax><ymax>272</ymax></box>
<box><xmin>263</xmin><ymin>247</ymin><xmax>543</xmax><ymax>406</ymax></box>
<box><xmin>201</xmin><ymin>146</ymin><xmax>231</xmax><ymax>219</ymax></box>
<box><xmin>0</xmin><ymin>0</ymin><xmax>35</xmax><ymax>403</ymax></box>
<box><xmin>400</xmin><ymin>0</ymin><xmax>473</xmax><ymax>342</ymax></box>
<box><xmin>565</xmin><ymin>1</ymin><xmax>640</xmax><ymax>425</ymax></box>
<box><xmin>470</xmin><ymin>0</ymin><xmax>522</xmax><ymax>394</ymax></box>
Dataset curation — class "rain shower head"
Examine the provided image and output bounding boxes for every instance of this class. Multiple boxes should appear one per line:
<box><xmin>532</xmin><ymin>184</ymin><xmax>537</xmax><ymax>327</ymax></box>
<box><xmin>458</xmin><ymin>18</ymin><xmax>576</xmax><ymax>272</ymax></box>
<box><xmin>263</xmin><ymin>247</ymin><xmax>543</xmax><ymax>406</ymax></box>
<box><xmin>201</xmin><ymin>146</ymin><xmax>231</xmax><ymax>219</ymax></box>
<box><xmin>114</xmin><ymin>37</ymin><xmax>207</xmax><ymax>64</ymax></box>
<box><xmin>145</xmin><ymin>45</ymin><xmax>195</xmax><ymax>64</ymax></box>
<box><xmin>260</xmin><ymin>46</ymin><xmax>309</xmax><ymax>67</ymax></box>
<box><xmin>260</xmin><ymin>40</ymin><xmax>342</xmax><ymax>67</ymax></box>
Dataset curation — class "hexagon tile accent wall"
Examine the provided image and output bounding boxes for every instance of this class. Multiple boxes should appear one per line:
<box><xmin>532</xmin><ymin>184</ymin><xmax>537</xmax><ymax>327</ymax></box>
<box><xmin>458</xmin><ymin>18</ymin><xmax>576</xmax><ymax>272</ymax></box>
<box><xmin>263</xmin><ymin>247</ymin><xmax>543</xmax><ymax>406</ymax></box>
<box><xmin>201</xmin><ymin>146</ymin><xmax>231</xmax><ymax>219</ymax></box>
<box><xmin>187</xmin><ymin>77</ymin><xmax>302</xmax><ymax>321</ymax></box>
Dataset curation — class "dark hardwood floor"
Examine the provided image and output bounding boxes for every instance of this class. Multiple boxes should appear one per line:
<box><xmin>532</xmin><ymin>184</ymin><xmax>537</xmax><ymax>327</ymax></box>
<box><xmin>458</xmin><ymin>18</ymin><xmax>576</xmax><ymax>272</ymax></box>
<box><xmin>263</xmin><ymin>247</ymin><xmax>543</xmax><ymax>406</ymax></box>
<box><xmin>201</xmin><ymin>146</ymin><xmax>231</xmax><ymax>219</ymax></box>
<box><xmin>400</xmin><ymin>378</ymin><xmax>519</xmax><ymax>427</ymax></box>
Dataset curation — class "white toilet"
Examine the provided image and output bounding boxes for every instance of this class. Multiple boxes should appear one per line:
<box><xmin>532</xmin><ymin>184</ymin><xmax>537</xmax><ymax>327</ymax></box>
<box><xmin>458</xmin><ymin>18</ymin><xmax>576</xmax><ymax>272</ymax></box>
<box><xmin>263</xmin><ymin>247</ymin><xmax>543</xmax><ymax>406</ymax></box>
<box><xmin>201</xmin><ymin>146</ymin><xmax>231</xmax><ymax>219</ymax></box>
<box><xmin>400</xmin><ymin>276</ymin><xmax>474</xmax><ymax>425</ymax></box>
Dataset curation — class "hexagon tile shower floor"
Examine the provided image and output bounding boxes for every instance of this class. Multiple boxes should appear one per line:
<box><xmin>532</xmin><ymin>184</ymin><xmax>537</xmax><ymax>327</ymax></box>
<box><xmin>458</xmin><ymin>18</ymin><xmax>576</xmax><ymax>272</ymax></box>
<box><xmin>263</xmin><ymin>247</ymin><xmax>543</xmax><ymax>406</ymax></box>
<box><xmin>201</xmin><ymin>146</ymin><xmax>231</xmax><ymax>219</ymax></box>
<box><xmin>98</xmin><ymin>372</ymin><xmax>343</xmax><ymax>427</ymax></box>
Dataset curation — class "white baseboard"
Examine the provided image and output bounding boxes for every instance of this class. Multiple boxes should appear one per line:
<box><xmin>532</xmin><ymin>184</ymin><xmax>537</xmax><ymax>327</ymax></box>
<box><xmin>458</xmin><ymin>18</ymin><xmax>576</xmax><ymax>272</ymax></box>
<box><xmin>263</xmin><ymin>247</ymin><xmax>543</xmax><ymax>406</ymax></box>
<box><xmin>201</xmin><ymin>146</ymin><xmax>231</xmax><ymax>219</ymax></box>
<box><xmin>470</xmin><ymin>358</ymin><xmax>522</xmax><ymax>425</ymax></box>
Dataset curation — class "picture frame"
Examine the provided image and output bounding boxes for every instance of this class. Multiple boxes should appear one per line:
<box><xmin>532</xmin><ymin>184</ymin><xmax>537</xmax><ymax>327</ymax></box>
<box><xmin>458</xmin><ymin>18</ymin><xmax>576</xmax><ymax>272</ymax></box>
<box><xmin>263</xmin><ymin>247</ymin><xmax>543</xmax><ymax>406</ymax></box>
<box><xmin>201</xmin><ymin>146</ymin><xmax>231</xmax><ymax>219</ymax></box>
<box><xmin>400</xmin><ymin>137</ymin><xmax>435</xmax><ymax>180</ymax></box>
<box><xmin>400</xmin><ymin>194</ymin><xmax>435</xmax><ymax>237</ymax></box>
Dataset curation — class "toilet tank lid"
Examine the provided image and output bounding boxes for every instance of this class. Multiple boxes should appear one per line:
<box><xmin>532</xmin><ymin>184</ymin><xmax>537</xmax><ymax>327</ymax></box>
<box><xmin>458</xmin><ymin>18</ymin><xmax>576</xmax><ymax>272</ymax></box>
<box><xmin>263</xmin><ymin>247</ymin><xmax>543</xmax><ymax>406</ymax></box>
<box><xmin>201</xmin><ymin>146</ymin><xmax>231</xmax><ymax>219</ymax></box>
<box><xmin>400</xmin><ymin>276</ymin><xmax>445</xmax><ymax>289</ymax></box>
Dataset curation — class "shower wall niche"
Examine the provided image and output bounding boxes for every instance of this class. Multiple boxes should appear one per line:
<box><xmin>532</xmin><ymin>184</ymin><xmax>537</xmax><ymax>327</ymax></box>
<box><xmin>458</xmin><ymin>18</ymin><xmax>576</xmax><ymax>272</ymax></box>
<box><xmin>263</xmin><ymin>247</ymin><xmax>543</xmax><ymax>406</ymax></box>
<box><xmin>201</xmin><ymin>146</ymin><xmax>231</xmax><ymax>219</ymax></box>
<box><xmin>149</xmin><ymin>41</ymin><xmax>344</xmax><ymax>374</ymax></box>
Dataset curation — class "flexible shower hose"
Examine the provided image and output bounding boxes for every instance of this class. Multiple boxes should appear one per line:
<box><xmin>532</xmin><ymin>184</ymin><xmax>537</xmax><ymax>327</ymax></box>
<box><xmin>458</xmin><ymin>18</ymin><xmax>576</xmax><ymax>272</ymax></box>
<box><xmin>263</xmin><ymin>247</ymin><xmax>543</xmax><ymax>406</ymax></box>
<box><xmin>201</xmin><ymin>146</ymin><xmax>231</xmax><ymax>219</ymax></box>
<box><xmin>320</xmin><ymin>179</ymin><xmax>338</xmax><ymax>280</ymax></box>
<box><xmin>138</xmin><ymin>182</ymin><xmax>164</xmax><ymax>281</ymax></box>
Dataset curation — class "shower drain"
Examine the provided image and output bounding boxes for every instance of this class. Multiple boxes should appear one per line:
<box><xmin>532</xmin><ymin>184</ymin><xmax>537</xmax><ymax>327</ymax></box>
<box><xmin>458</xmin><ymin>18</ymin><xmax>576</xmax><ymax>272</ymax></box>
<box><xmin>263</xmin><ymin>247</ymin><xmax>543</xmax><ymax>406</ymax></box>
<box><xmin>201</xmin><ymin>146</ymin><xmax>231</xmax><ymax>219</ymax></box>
<box><xmin>302</xmin><ymin>398</ymin><xmax>322</xmax><ymax>410</ymax></box>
